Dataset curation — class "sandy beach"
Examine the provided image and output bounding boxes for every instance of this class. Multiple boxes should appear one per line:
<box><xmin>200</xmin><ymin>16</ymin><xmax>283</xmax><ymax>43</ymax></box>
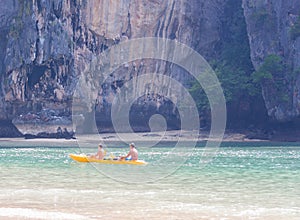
<box><xmin>0</xmin><ymin>130</ymin><xmax>267</xmax><ymax>148</ymax></box>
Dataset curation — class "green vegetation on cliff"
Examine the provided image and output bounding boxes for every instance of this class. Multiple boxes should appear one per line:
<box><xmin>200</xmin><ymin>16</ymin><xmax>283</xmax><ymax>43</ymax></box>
<box><xmin>252</xmin><ymin>55</ymin><xmax>283</xmax><ymax>83</ymax></box>
<box><xmin>190</xmin><ymin>0</ymin><xmax>261</xmax><ymax>118</ymax></box>
<box><xmin>253</xmin><ymin>54</ymin><xmax>298</xmax><ymax>103</ymax></box>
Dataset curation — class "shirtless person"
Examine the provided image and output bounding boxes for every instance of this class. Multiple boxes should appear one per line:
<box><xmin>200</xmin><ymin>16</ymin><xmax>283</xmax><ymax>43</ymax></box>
<box><xmin>90</xmin><ymin>144</ymin><xmax>105</xmax><ymax>160</ymax></box>
<box><xmin>119</xmin><ymin>143</ymin><xmax>138</xmax><ymax>161</ymax></box>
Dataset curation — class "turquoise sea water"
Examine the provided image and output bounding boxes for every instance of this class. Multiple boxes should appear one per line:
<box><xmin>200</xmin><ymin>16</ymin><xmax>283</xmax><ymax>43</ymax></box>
<box><xmin>0</xmin><ymin>142</ymin><xmax>300</xmax><ymax>219</ymax></box>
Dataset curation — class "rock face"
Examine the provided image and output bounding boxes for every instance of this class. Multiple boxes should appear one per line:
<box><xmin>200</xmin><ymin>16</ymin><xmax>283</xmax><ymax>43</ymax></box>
<box><xmin>0</xmin><ymin>0</ymin><xmax>75</xmax><ymax>122</ymax></box>
<box><xmin>2</xmin><ymin>0</ymin><xmax>300</xmax><ymax>136</ymax></box>
<box><xmin>0</xmin><ymin>0</ymin><xmax>226</xmax><ymax>134</ymax></box>
<box><xmin>243</xmin><ymin>0</ymin><xmax>300</xmax><ymax>121</ymax></box>
<box><xmin>0</xmin><ymin>120</ymin><xmax>23</xmax><ymax>138</ymax></box>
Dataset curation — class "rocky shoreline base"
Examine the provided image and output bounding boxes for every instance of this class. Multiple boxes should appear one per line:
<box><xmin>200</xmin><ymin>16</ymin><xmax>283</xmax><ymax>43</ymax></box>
<box><xmin>0</xmin><ymin>121</ymin><xmax>75</xmax><ymax>139</ymax></box>
<box><xmin>0</xmin><ymin>120</ymin><xmax>23</xmax><ymax>138</ymax></box>
<box><xmin>1</xmin><ymin>121</ymin><xmax>300</xmax><ymax>142</ymax></box>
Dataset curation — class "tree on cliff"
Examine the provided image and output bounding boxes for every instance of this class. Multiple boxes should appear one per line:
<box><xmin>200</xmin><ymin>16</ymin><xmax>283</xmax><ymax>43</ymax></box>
<box><xmin>190</xmin><ymin>0</ymin><xmax>265</xmax><ymax>128</ymax></box>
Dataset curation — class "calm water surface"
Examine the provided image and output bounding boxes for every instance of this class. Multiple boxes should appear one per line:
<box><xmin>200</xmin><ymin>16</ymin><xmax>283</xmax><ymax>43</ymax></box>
<box><xmin>0</xmin><ymin>142</ymin><xmax>300</xmax><ymax>219</ymax></box>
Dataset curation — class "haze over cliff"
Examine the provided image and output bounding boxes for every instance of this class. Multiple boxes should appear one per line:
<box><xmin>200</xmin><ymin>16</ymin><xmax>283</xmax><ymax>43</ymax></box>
<box><xmin>0</xmin><ymin>0</ymin><xmax>300</xmax><ymax>137</ymax></box>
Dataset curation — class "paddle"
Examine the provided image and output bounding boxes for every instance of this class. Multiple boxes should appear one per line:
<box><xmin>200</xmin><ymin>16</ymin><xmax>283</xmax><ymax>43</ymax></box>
<box><xmin>109</xmin><ymin>153</ymin><xmax>121</xmax><ymax>160</ymax></box>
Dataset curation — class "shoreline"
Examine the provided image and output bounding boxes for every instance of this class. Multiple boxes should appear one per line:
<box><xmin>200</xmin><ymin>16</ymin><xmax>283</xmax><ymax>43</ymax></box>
<box><xmin>2</xmin><ymin>122</ymin><xmax>300</xmax><ymax>143</ymax></box>
<box><xmin>1</xmin><ymin>130</ymin><xmax>295</xmax><ymax>148</ymax></box>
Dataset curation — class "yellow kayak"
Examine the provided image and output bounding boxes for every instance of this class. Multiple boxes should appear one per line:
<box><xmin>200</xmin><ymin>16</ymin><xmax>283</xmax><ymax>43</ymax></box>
<box><xmin>69</xmin><ymin>154</ymin><xmax>147</xmax><ymax>165</ymax></box>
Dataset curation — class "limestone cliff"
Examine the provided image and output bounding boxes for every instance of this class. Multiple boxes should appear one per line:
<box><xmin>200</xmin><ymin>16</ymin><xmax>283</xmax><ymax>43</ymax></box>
<box><xmin>0</xmin><ymin>0</ymin><xmax>226</xmax><ymax>134</ymax></box>
<box><xmin>3</xmin><ymin>0</ymin><xmax>300</xmax><ymax>137</ymax></box>
<box><xmin>243</xmin><ymin>0</ymin><xmax>300</xmax><ymax>122</ymax></box>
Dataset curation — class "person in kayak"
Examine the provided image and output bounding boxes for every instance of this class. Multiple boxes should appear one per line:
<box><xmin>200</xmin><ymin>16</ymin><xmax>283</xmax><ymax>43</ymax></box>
<box><xmin>119</xmin><ymin>143</ymin><xmax>138</xmax><ymax>161</ymax></box>
<box><xmin>90</xmin><ymin>144</ymin><xmax>105</xmax><ymax>160</ymax></box>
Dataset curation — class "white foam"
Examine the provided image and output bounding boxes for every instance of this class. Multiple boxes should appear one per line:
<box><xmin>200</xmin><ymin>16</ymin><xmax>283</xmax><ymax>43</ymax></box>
<box><xmin>0</xmin><ymin>208</ymin><xmax>91</xmax><ymax>220</ymax></box>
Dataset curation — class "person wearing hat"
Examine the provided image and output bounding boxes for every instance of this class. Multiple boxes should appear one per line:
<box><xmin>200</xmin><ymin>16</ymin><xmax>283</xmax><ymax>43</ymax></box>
<box><xmin>90</xmin><ymin>144</ymin><xmax>106</xmax><ymax>160</ymax></box>
<box><xmin>119</xmin><ymin>143</ymin><xmax>138</xmax><ymax>161</ymax></box>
